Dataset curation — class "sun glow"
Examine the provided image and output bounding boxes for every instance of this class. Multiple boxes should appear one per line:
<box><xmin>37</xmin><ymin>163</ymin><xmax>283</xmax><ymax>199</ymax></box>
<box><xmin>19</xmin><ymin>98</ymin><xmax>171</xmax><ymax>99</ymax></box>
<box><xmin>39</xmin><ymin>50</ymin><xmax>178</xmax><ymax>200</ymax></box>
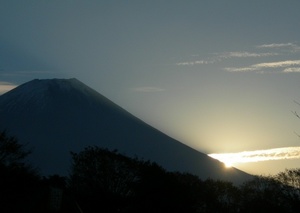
<box><xmin>224</xmin><ymin>161</ymin><xmax>233</xmax><ymax>168</ymax></box>
<box><xmin>208</xmin><ymin>146</ymin><xmax>300</xmax><ymax>167</ymax></box>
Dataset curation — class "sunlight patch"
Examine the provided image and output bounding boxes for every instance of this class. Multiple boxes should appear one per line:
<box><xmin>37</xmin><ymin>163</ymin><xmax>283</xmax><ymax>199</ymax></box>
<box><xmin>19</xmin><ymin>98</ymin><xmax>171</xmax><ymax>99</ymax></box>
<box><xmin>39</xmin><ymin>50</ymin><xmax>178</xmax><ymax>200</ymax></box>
<box><xmin>208</xmin><ymin>147</ymin><xmax>300</xmax><ymax>166</ymax></box>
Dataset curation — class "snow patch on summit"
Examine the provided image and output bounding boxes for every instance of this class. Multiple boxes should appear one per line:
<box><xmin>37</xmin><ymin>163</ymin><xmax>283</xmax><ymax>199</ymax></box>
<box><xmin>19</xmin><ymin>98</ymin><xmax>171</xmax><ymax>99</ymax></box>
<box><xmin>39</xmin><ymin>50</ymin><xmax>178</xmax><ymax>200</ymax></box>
<box><xmin>0</xmin><ymin>78</ymin><xmax>77</xmax><ymax>113</ymax></box>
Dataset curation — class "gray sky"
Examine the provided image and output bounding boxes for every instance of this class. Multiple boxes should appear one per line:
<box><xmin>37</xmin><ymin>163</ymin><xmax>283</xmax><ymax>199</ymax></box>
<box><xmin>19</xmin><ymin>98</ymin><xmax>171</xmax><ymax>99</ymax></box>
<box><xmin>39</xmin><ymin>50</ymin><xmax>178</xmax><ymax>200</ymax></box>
<box><xmin>1</xmin><ymin>0</ymin><xmax>300</xmax><ymax>175</ymax></box>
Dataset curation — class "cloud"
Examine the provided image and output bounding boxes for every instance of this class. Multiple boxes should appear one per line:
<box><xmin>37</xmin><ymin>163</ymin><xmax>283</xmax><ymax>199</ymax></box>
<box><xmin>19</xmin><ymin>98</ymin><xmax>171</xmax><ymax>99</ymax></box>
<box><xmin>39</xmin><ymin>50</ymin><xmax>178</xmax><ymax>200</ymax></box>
<box><xmin>208</xmin><ymin>147</ymin><xmax>300</xmax><ymax>166</ymax></box>
<box><xmin>257</xmin><ymin>42</ymin><xmax>300</xmax><ymax>53</ymax></box>
<box><xmin>225</xmin><ymin>60</ymin><xmax>300</xmax><ymax>73</ymax></box>
<box><xmin>176</xmin><ymin>42</ymin><xmax>300</xmax><ymax>74</ymax></box>
<box><xmin>257</xmin><ymin>42</ymin><xmax>295</xmax><ymax>48</ymax></box>
<box><xmin>224</xmin><ymin>67</ymin><xmax>259</xmax><ymax>72</ymax></box>
<box><xmin>132</xmin><ymin>87</ymin><xmax>165</xmax><ymax>92</ymax></box>
<box><xmin>0</xmin><ymin>81</ymin><xmax>17</xmax><ymax>95</ymax></box>
<box><xmin>219</xmin><ymin>51</ymin><xmax>277</xmax><ymax>58</ymax></box>
<box><xmin>222</xmin><ymin>43</ymin><xmax>300</xmax><ymax>73</ymax></box>
<box><xmin>253</xmin><ymin>60</ymin><xmax>300</xmax><ymax>68</ymax></box>
<box><xmin>283</xmin><ymin>67</ymin><xmax>300</xmax><ymax>73</ymax></box>
<box><xmin>176</xmin><ymin>62</ymin><xmax>194</xmax><ymax>66</ymax></box>
<box><xmin>176</xmin><ymin>51</ymin><xmax>276</xmax><ymax>66</ymax></box>
<box><xmin>176</xmin><ymin>60</ymin><xmax>214</xmax><ymax>66</ymax></box>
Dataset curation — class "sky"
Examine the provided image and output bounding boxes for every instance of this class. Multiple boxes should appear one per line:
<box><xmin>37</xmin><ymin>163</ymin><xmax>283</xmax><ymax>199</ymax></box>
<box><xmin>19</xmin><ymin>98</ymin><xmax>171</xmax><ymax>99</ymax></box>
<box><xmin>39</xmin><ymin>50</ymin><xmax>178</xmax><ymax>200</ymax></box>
<box><xmin>1</xmin><ymin>0</ymin><xmax>300</xmax><ymax>176</ymax></box>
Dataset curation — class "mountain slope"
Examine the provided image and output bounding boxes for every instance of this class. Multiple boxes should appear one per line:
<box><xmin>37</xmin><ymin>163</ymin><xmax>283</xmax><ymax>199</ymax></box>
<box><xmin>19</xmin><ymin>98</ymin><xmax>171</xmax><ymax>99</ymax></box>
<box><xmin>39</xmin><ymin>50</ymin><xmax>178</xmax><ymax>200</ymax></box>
<box><xmin>0</xmin><ymin>78</ymin><xmax>252</xmax><ymax>184</ymax></box>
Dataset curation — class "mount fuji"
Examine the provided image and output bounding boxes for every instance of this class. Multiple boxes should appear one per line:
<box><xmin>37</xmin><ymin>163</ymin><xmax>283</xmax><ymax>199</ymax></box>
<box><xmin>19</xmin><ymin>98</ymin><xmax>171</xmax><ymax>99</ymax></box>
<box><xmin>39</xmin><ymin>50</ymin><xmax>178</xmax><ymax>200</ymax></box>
<box><xmin>0</xmin><ymin>78</ymin><xmax>251</xmax><ymax>184</ymax></box>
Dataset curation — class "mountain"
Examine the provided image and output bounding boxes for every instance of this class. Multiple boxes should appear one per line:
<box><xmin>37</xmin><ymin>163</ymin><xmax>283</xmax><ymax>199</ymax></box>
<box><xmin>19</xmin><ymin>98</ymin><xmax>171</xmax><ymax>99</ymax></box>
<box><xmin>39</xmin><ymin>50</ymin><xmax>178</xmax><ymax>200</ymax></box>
<box><xmin>0</xmin><ymin>78</ymin><xmax>252</xmax><ymax>184</ymax></box>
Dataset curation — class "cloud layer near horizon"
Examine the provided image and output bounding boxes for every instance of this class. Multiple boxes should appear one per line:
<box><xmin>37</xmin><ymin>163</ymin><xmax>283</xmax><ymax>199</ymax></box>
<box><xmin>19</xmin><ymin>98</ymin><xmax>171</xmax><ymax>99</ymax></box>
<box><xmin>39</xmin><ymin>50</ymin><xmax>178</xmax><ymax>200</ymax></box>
<box><xmin>208</xmin><ymin>146</ymin><xmax>300</xmax><ymax>165</ymax></box>
<box><xmin>0</xmin><ymin>81</ymin><xmax>17</xmax><ymax>95</ymax></box>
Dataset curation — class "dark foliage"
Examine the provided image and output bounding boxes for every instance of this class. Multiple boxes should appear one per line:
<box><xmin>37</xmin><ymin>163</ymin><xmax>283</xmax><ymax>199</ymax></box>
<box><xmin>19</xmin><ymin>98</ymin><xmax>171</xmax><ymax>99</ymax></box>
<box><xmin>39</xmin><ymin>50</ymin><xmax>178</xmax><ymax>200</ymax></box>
<box><xmin>0</xmin><ymin>131</ymin><xmax>71</xmax><ymax>213</ymax></box>
<box><xmin>69</xmin><ymin>146</ymin><xmax>300</xmax><ymax>213</ymax></box>
<box><xmin>69</xmin><ymin>146</ymin><xmax>210</xmax><ymax>212</ymax></box>
<box><xmin>0</xmin><ymin>131</ymin><xmax>42</xmax><ymax>212</ymax></box>
<box><xmin>2</xmin><ymin>134</ymin><xmax>300</xmax><ymax>212</ymax></box>
<box><xmin>0</xmin><ymin>131</ymin><xmax>31</xmax><ymax>167</ymax></box>
<box><xmin>239</xmin><ymin>175</ymin><xmax>300</xmax><ymax>213</ymax></box>
<box><xmin>69</xmin><ymin>147</ymin><xmax>140</xmax><ymax>212</ymax></box>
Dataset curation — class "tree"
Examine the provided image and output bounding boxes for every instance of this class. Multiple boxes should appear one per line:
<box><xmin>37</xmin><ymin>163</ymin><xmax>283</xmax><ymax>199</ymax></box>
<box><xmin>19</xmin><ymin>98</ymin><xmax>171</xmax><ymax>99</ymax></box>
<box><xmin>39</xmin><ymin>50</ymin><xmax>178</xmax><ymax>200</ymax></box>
<box><xmin>200</xmin><ymin>179</ymin><xmax>241</xmax><ymax>212</ymax></box>
<box><xmin>69</xmin><ymin>146</ymin><xmax>211</xmax><ymax>212</ymax></box>
<box><xmin>239</xmin><ymin>175</ymin><xmax>298</xmax><ymax>212</ymax></box>
<box><xmin>272</xmin><ymin>168</ymin><xmax>300</xmax><ymax>210</ymax></box>
<box><xmin>0</xmin><ymin>131</ymin><xmax>42</xmax><ymax>213</ymax></box>
<box><xmin>69</xmin><ymin>146</ymin><xmax>140</xmax><ymax>212</ymax></box>
<box><xmin>0</xmin><ymin>131</ymin><xmax>31</xmax><ymax>168</ymax></box>
<box><xmin>274</xmin><ymin>168</ymin><xmax>300</xmax><ymax>189</ymax></box>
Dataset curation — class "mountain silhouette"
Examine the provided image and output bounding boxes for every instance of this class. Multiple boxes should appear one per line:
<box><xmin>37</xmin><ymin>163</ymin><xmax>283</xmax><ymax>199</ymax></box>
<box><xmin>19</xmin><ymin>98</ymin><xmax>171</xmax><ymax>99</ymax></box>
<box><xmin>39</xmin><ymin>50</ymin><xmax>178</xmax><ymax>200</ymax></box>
<box><xmin>0</xmin><ymin>78</ymin><xmax>251</xmax><ymax>184</ymax></box>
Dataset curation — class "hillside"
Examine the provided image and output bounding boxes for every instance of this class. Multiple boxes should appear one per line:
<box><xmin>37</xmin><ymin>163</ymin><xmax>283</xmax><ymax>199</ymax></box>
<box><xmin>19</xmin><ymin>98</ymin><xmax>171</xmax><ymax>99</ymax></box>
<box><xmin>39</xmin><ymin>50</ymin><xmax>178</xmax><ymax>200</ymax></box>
<box><xmin>0</xmin><ymin>78</ymin><xmax>252</xmax><ymax>184</ymax></box>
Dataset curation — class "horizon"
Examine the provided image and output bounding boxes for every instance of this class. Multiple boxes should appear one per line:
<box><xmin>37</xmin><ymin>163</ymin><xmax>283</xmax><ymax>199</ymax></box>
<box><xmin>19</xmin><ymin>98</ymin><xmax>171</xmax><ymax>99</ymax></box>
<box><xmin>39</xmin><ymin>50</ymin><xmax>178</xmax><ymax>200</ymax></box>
<box><xmin>1</xmin><ymin>1</ymin><xmax>300</xmax><ymax>176</ymax></box>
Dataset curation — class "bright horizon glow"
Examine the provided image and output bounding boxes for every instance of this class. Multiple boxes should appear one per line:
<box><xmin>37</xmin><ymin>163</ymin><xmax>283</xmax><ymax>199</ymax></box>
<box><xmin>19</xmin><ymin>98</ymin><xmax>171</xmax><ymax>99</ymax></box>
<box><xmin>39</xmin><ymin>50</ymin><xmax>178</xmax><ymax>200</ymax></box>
<box><xmin>224</xmin><ymin>161</ymin><xmax>233</xmax><ymax>168</ymax></box>
<box><xmin>208</xmin><ymin>147</ymin><xmax>300</xmax><ymax>167</ymax></box>
<box><xmin>0</xmin><ymin>82</ymin><xmax>17</xmax><ymax>95</ymax></box>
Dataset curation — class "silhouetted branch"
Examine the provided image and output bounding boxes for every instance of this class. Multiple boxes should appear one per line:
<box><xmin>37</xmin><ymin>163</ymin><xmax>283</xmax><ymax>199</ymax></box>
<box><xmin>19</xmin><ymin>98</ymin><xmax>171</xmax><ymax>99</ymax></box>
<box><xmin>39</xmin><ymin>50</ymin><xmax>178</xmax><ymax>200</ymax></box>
<box><xmin>294</xmin><ymin>100</ymin><xmax>300</xmax><ymax>106</ymax></box>
<box><xmin>291</xmin><ymin>110</ymin><xmax>300</xmax><ymax>119</ymax></box>
<box><xmin>294</xmin><ymin>131</ymin><xmax>300</xmax><ymax>138</ymax></box>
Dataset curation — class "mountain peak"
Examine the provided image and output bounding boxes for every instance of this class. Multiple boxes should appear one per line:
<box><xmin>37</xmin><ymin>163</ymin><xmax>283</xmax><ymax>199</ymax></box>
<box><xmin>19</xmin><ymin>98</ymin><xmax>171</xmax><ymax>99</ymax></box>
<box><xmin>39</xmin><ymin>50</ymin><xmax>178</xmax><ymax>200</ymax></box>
<box><xmin>0</xmin><ymin>78</ymin><xmax>116</xmax><ymax>113</ymax></box>
<box><xmin>3</xmin><ymin>78</ymin><xmax>84</xmax><ymax>94</ymax></box>
<box><xmin>0</xmin><ymin>78</ymin><xmax>252</xmax><ymax>184</ymax></box>
<box><xmin>0</xmin><ymin>78</ymin><xmax>76</xmax><ymax>99</ymax></box>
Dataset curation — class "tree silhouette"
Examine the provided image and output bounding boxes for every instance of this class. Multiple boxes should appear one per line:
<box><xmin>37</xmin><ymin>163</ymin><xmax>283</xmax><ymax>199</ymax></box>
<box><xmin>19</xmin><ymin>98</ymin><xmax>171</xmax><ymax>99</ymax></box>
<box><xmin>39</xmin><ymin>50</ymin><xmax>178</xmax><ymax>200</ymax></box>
<box><xmin>272</xmin><ymin>169</ymin><xmax>300</xmax><ymax>210</ymax></box>
<box><xmin>69</xmin><ymin>146</ymin><xmax>140</xmax><ymax>212</ymax></box>
<box><xmin>0</xmin><ymin>131</ymin><xmax>31</xmax><ymax>168</ymax></box>
<box><xmin>201</xmin><ymin>179</ymin><xmax>241</xmax><ymax>212</ymax></box>
<box><xmin>69</xmin><ymin>147</ymin><xmax>210</xmax><ymax>212</ymax></box>
<box><xmin>0</xmin><ymin>131</ymin><xmax>42</xmax><ymax>213</ymax></box>
<box><xmin>274</xmin><ymin>168</ymin><xmax>300</xmax><ymax>189</ymax></box>
<box><xmin>68</xmin><ymin>145</ymin><xmax>300</xmax><ymax>212</ymax></box>
<box><xmin>239</xmin><ymin>175</ymin><xmax>299</xmax><ymax>212</ymax></box>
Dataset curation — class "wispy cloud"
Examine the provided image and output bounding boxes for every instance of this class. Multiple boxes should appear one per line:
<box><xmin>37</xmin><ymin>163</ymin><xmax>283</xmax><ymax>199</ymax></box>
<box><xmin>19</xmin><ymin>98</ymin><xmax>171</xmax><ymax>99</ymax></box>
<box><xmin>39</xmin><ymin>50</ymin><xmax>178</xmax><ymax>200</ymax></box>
<box><xmin>0</xmin><ymin>81</ymin><xmax>17</xmax><ymax>95</ymax></box>
<box><xmin>176</xmin><ymin>51</ymin><xmax>277</xmax><ymax>66</ymax></box>
<box><xmin>224</xmin><ymin>67</ymin><xmax>259</xmax><ymax>73</ymax></box>
<box><xmin>283</xmin><ymin>67</ymin><xmax>300</xmax><ymax>73</ymax></box>
<box><xmin>257</xmin><ymin>42</ymin><xmax>300</xmax><ymax>53</ymax></box>
<box><xmin>132</xmin><ymin>87</ymin><xmax>165</xmax><ymax>92</ymax></box>
<box><xmin>253</xmin><ymin>60</ymin><xmax>300</xmax><ymax>68</ymax></box>
<box><xmin>257</xmin><ymin>42</ymin><xmax>296</xmax><ymax>48</ymax></box>
<box><xmin>176</xmin><ymin>60</ymin><xmax>214</xmax><ymax>66</ymax></box>
<box><xmin>208</xmin><ymin>146</ymin><xmax>300</xmax><ymax>166</ymax></box>
<box><xmin>225</xmin><ymin>60</ymin><xmax>300</xmax><ymax>73</ymax></box>
<box><xmin>219</xmin><ymin>51</ymin><xmax>277</xmax><ymax>59</ymax></box>
<box><xmin>176</xmin><ymin>42</ymin><xmax>300</xmax><ymax>74</ymax></box>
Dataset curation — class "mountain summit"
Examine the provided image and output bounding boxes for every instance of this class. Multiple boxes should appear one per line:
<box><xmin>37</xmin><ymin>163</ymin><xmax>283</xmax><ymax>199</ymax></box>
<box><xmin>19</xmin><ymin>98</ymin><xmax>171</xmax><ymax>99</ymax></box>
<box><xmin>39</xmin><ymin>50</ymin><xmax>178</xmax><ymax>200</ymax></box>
<box><xmin>0</xmin><ymin>78</ymin><xmax>251</xmax><ymax>184</ymax></box>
